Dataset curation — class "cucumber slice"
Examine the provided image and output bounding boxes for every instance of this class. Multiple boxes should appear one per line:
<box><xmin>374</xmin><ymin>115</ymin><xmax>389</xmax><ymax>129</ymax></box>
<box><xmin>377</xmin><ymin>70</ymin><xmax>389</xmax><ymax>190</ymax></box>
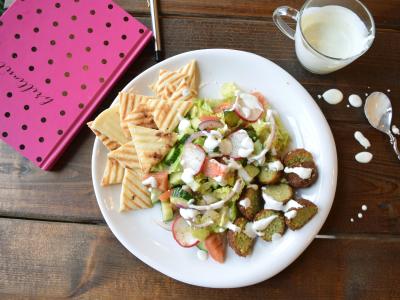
<box><xmin>178</xmin><ymin>134</ymin><xmax>190</xmax><ymax>144</ymax></box>
<box><xmin>263</xmin><ymin>183</ymin><xmax>293</xmax><ymax>202</ymax></box>
<box><xmin>171</xmin><ymin>187</ymin><xmax>193</xmax><ymax>200</ymax></box>
<box><xmin>150</xmin><ymin>189</ymin><xmax>161</xmax><ymax>204</ymax></box>
<box><xmin>244</xmin><ymin>165</ymin><xmax>260</xmax><ymax>181</ymax></box>
<box><xmin>161</xmin><ymin>202</ymin><xmax>173</xmax><ymax>222</ymax></box>
<box><xmin>224</xmin><ymin>110</ymin><xmax>240</xmax><ymax>127</ymax></box>
<box><xmin>192</xmin><ymin>228</ymin><xmax>210</xmax><ymax>241</ymax></box>
<box><xmin>164</xmin><ymin>146</ymin><xmax>181</xmax><ymax>165</ymax></box>
<box><xmin>229</xmin><ymin>201</ymin><xmax>238</xmax><ymax>221</ymax></box>
<box><xmin>169</xmin><ymin>172</ymin><xmax>184</xmax><ymax>186</ymax></box>
<box><xmin>196</xmin><ymin>241</ymin><xmax>208</xmax><ymax>252</ymax></box>
<box><xmin>258</xmin><ymin>167</ymin><xmax>282</xmax><ymax>185</ymax></box>
<box><xmin>254</xmin><ymin>140</ymin><xmax>263</xmax><ymax>154</ymax></box>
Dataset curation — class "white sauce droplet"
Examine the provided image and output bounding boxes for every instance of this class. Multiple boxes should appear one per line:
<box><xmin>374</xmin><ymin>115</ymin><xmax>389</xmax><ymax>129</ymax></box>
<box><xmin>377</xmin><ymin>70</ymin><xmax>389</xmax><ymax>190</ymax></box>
<box><xmin>267</xmin><ymin>160</ymin><xmax>284</xmax><ymax>171</ymax></box>
<box><xmin>387</xmin><ymin>89</ymin><xmax>391</xmax><ymax>93</ymax></box>
<box><xmin>350</xmin><ymin>218</ymin><xmax>354</xmax><ymax>222</ymax></box>
<box><xmin>348</xmin><ymin>94</ymin><xmax>362</xmax><ymax>107</ymax></box>
<box><xmin>197</xmin><ymin>249</ymin><xmax>208</xmax><ymax>261</ymax></box>
<box><xmin>355</xmin><ymin>151</ymin><xmax>373</xmax><ymax>163</ymax></box>
<box><xmin>317</xmin><ymin>94</ymin><xmax>322</xmax><ymax>99</ymax></box>
<box><xmin>284</xmin><ymin>210</ymin><xmax>297</xmax><ymax>220</ymax></box>
<box><xmin>354</xmin><ymin>131</ymin><xmax>371</xmax><ymax>149</ymax></box>
<box><xmin>322</xmin><ymin>89</ymin><xmax>343</xmax><ymax>105</ymax></box>
<box><xmin>361</xmin><ymin>205</ymin><xmax>368</xmax><ymax>211</ymax></box>
<box><xmin>142</xmin><ymin>176</ymin><xmax>158</xmax><ymax>188</ymax></box>
<box><xmin>226</xmin><ymin>222</ymin><xmax>241</xmax><ymax>233</ymax></box>
<box><xmin>239</xmin><ymin>198</ymin><xmax>251</xmax><ymax>209</ymax></box>
<box><xmin>358</xmin><ymin>213</ymin><xmax>363</xmax><ymax>219</ymax></box>
<box><xmin>365</xmin><ymin>93</ymin><xmax>368</xmax><ymax>97</ymax></box>
<box><xmin>392</xmin><ymin>125</ymin><xmax>399</xmax><ymax>135</ymax></box>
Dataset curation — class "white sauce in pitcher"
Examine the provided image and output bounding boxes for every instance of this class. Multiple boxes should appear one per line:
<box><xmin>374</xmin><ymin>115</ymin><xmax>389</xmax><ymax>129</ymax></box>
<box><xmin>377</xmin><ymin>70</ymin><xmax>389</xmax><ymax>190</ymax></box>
<box><xmin>296</xmin><ymin>5</ymin><xmax>371</xmax><ymax>74</ymax></box>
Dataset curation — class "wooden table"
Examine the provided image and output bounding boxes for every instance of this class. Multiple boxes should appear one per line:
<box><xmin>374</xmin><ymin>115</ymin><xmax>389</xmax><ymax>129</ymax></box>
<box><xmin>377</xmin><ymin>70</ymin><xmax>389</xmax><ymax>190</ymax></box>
<box><xmin>1</xmin><ymin>1</ymin><xmax>399</xmax><ymax>298</ymax></box>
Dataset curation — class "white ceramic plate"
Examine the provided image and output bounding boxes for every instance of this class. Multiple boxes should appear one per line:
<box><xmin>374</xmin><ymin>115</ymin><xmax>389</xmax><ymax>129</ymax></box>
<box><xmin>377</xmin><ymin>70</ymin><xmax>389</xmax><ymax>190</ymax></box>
<box><xmin>91</xmin><ymin>49</ymin><xmax>337</xmax><ymax>288</ymax></box>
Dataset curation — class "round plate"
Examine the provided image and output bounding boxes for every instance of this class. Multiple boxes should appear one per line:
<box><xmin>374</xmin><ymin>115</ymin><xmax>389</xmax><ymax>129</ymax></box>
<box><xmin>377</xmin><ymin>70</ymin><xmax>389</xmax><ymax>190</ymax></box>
<box><xmin>91</xmin><ymin>49</ymin><xmax>337</xmax><ymax>288</ymax></box>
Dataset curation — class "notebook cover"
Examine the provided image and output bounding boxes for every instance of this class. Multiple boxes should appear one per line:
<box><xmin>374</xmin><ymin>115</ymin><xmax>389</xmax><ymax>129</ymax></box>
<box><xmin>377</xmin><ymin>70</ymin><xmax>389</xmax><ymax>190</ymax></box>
<box><xmin>0</xmin><ymin>0</ymin><xmax>152</xmax><ymax>170</ymax></box>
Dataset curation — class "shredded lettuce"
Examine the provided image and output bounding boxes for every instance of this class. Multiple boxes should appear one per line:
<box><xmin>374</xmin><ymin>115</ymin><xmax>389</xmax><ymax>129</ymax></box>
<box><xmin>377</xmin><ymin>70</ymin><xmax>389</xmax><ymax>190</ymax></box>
<box><xmin>190</xmin><ymin>99</ymin><xmax>214</xmax><ymax>119</ymax></box>
<box><xmin>251</xmin><ymin>119</ymin><xmax>270</xmax><ymax>143</ymax></box>
<box><xmin>274</xmin><ymin>115</ymin><xmax>290</xmax><ymax>154</ymax></box>
<box><xmin>220</xmin><ymin>82</ymin><xmax>239</xmax><ymax>99</ymax></box>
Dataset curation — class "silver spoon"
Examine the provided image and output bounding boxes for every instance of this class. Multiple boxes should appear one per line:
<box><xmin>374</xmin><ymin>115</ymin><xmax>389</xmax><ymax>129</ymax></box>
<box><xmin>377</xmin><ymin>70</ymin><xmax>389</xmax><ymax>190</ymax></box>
<box><xmin>364</xmin><ymin>92</ymin><xmax>400</xmax><ymax>160</ymax></box>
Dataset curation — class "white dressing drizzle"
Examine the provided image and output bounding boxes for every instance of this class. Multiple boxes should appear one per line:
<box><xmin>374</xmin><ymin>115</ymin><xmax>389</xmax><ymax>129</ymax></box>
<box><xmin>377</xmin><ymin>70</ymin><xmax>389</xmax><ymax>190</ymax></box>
<box><xmin>284</xmin><ymin>210</ymin><xmax>297</xmax><ymax>220</ymax></box>
<box><xmin>322</xmin><ymin>89</ymin><xmax>343</xmax><ymax>105</ymax></box>
<box><xmin>355</xmin><ymin>151</ymin><xmax>373</xmax><ymax>163</ymax></box>
<box><xmin>354</xmin><ymin>131</ymin><xmax>371</xmax><ymax>149</ymax></box>
<box><xmin>284</xmin><ymin>167</ymin><xmax>312</xmax><ymax>179</ymax></box>
<box><xmin>142</xmin><ymin>176</ymin><xmax>158</xmax><ymax>188</ymax></box>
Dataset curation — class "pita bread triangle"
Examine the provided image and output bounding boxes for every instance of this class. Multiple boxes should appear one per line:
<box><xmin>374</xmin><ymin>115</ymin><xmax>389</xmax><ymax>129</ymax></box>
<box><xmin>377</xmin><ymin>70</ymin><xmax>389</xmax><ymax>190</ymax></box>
<box><xmin>177</xmin><ymin>60</ymin><xmax>198</xmax><ymax>92</ymax></box>
<box><xmin>151</xmin><ymin>69</ymin><xmax>188</xmax><ymax>99</ymax></box>
<box><xmin>87</xmin><ymin>121</ymin><xmax>121</xmax><ymax>151</ymax></box>
<box><xmin>101</xmin><ymin>157</ymin><xmax>125</xmax><ymax>186</ymax></box>
<box><xmin>147</xmin><ymin>99</ymin><xmax>193</xmax><ymax>133</ymax></box>
<box><xmin>119</xmin><ymin>92</ymin><xmax>156</xmax><ymax>138</ymax></box>
<box><xmin>120</xmin><ymin>168</ymin><xmax>152</xmax><ymax>212</ymax></box>
<box><xmin>169</xmin><ymin>79</ymin><xmax>196</xmax><ymax>102</ymax></box>
<box><xmin>91</xmin><ymin>105</ymin><xmax>129</xmax><ymax>145</ymax></box>
<box><xmin>107</xmin><ymin>141</ymin><xmax>141</xmax><ymax>171</ymax></box>
<box><xmin>129</xmin><ymin>125</ymin><xmax>177</xmax><ymax>173</ymax></box>
<box><xmin>125</xmin><ymin>103</ymin><xmax>157</xmax><ymax>129</ymax></box>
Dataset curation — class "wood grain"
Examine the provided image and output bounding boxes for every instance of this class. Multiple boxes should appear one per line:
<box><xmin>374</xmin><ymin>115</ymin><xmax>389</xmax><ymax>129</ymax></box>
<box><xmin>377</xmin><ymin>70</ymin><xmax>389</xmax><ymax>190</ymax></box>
<box><xmin>0</xmin><ymin>17</ymin><xmax>399</xmax><ymax>234</ymax></box>
<box><xmin>0</xmin><ymin>218</ymin><xmax>399</xmax><ymax>299</ymax></box>
<box><xmin>115</xmin><ymin>0</ymin><xmax>400</xmax><ymax>28</ymax></box>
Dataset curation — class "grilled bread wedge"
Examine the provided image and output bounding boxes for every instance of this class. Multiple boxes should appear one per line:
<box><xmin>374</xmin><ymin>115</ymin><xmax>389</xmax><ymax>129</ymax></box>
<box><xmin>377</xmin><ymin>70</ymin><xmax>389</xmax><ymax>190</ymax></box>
<box><xmin>120</xmin><ymin>168</ymin><xmax>151</xmax><ymax>212</ymax></box>
<box><xmin>108</xmin><ymin>141</ymin><xmax>141</xmax><ymax>171</ymax></box>
<box><xmin>101</xmin><ymin>158</ymin><xmax>125</xmax><ymax>186</ymax></box>
<box><xmin>129</xmin><ymin>125</ymin><xmax>177</xmax><ymax>173</ymax></box>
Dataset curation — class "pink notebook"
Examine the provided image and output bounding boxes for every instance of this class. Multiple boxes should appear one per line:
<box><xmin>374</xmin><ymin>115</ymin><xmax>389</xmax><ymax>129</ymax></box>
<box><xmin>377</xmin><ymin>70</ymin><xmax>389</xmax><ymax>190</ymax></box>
<box><xmin>0</xmin><ymin>0</ymin><xmax>152</xmax><ymax>170</ymax></box>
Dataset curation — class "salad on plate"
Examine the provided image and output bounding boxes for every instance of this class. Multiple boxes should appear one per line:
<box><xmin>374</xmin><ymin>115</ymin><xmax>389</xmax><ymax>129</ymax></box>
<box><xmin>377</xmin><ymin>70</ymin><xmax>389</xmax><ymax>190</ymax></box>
<box><xmin>88</xmin><ymin>60</ymin><xmax>319</xmax><ymax>263</ymax></box>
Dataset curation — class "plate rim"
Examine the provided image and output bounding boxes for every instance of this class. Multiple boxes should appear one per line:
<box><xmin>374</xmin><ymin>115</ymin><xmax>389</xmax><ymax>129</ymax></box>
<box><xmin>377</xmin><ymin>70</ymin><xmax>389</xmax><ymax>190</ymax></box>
<box><xmin>91</xmin><ymin>48</ymin><xmax>338</xmax><ymax>288</ymax></box>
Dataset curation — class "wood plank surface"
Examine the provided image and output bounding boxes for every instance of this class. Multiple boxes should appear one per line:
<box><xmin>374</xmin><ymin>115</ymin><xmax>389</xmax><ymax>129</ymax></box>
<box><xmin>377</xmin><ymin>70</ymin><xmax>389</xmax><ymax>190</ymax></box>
<box><xmin>0</xmin><ymin>218</ymin><xmax>399</xmax><ymax>299</ymax></box>
<box><xmin>1</xmin><ymin>1</ymin><xmax>400</xmax><ymax>297</ymax></box>
<box><xmin>0</xmin><ymin>16</ymin><xmax>399</xmax><ymax>234</ymax></box>
<box><xmin>115</xmin><ymin>0</ymin><xmax>400</xmax><ymax>28</ymax></box>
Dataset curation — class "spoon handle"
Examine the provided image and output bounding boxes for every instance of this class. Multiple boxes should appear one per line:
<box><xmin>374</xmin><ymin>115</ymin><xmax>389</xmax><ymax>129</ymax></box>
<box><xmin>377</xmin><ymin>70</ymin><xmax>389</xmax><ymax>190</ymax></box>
<box><xmin>388</xmin><ymin>132</ymin><xmax>400</xmax><ymax>160</ymax></box>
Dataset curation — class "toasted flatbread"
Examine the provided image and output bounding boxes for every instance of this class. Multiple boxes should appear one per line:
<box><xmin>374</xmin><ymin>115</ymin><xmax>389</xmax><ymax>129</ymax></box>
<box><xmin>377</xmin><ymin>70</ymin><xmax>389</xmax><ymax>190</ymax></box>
<box><xmin>177</xmin><ymin>60</ymin><xmax>198</xmax><ymax>91</ymax></box>
<box><xmin>108</xmin><ymin>141</ymin><xmax>141</xmax><ymax>171</ymax></box>
<box><xmin>119</xmin><ymin>93</ymin><xmax>156</xmax><ymax>138</ymax></box>
<box><xmin>101</xmin><ymin>158</ymin><xmax>125</xmax><ymax>186</ymax></box>
<box><xmin>151</xmin><ymin>69</ymin><xmax>188</xmax><ymax>99</ymax></box>
<box><xmin>129</xmin><ymin>125</ymin><xmax>177</xmax><ymax>173</ymax></box>
<box><xmin>147</xmin><ymin>99</ymin><xmax>193</xmax><ymax>132</ymax></box>
<box><xmin>91</xmin><ymin>105</ymin><xmax>129</xmax><ymax>145</ymax></box>
<box><xmin>169</xmin><ymin>79</ymin><xmax>196</xmax><ymax>102</ymax></box>
<box><xmin>125</xmin><ymin>99</ymin><xmax>158</xmax><ymax>129</ymax></box>
<box><xmin>87</xmin><ymin>121</ymin><xmax>121</xmax><ymax>151</ymax></box>
<box><xmin>120</xmin><ymin>168</ymin><xmax>152</xmax><ymax>212</ymax></box>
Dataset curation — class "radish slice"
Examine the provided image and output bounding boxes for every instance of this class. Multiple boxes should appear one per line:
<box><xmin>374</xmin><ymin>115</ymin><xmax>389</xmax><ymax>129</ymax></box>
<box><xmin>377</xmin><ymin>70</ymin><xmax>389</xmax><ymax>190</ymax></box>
<box><xmin>185</xmin><ymin>131</ymin><xmax>206</xmax><ymax>145</ymax></box>
<box><xmin>198</xmin><ymin>120</ymin><xmax>224</xmax><ymax>131</ymax></box>
<box><xmin>229</xmin><ymin>130</ymin><xmax>254</xmax><ymax>158</ymax></box>
<box><xmin>181</xmin><ymin>143</ymin><xmax>206</xmax><ymax>174</ymax></box>
<box><xmin>172</xmin><ymin>216</ymin><xmax>200</xmax><ymax>248</ymax></box>
<box><xmin>233</xmin><ymin>93</ymin><xmax>263</xmax><ymax>122</ymax></box>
